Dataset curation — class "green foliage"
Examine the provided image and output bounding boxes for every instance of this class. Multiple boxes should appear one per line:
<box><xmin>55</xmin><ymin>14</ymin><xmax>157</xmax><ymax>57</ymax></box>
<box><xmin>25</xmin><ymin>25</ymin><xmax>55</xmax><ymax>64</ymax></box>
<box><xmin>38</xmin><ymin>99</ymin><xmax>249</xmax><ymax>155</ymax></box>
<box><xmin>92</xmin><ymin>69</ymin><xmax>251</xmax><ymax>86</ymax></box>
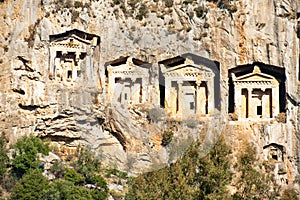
<box><xmin>105</xmin><ymin>168</ymin><xmax>128</xmax><ymax>179</ymax></box>
<box><xmin>43</xmin><ymin>180</ymin><xmax>94</xmax><ymax>200</ymax></box>
<box><xmin>161</xmin><ymin>131</ymin><xmax>174</xmax><ymax>146</ymax></box>
<box><xmin>233</xmin><ymin>143</ymin><xmax>278</xmax><ymax>199</ymax></box>
<box><xmin>126</xmin><ymin>136</ymin><xmax>232</xmax><ymax>199</ymax></box>
<box><xmin>73</xmin><ymin>147</ymin><xmax>100</xmax><ymax>177</ymax></box>
<box><xmin>50</xmin><ymin>160</ymin><xmax>64</xmax><ymax>178</ymax></box>
<box><xmin>12</xmin><ymin>136</ymin><xmax>50</xmax><ymax>178</ymax></box>
<box><xmin>0</xmin><ymin>135</ymin><xmax>8</xmax><ymax>180</ymax></box>
<box><xmin>10</xmin><ymin>169</ymin><xmax>49</xmax><ymax>200</ymax></box>
<box><xmin>63</xmin><ymin>168</ymin><xmax>85</xmax><ymax>185</ymax></box>
<box><xmin>281</xmin><ymin>188</ymin><xmax>298</xmax><ymax>200</ymax></box>
<box><xmin>64</xmin><ymin>185</ymin><xmax>93</xmax><ymax>200</ymax></box>
<box><xmin>89</xmin><ymin>175</ymin><xmax>109</xmax><ymax>200</ymax></box>
<box><xmin>0</xmin><ymin>136</ymin><xmax>108</xmax><ymax>200</ymax></box>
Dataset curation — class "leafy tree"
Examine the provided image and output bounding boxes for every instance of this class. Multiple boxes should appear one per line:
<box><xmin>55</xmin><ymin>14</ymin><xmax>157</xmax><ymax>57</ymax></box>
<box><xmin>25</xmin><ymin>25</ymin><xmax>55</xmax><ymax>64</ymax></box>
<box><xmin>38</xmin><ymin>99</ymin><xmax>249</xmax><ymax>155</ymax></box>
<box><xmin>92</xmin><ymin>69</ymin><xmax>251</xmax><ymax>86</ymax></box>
<box><xmin>233</xmin><ymin>143</ymin><xmax>278</xmax><ymax>199</ymax></box>
<box><xmin>42</xmin><ymin>180</ymin><xmax>93</xmax><ymax>200</ymax></box>
<box><xmin>10</xmin><ymin>169</ymin><xmax>49</xmax><ymax>200</ymax></box>
<box><xmin>63</xmin><ymin>168</ymin><xmax>85</xmax><ymax>185</ymax></box>
<box><xmin>89</xmin><ymin>177</ymin><xmax>109</xmax><ymax>200</ymax></box>
<box><xmin>126</xmin><ymin>136</ymin><xmax>232</xmax><ymax>199</ymax></box>
<box><xmin>73</xmin><ymin>146</ymin><xmax>100</xmax><ymax>177</ymax></box>
<box><xmin>11</xmin><ymin>136</ymin><xmax>50</xmax><ymax>178</ymax></box>
<box><xmin>0</xmin><ymin>135</ymin><xmax>8</xmax><ymax>180</ymax></box>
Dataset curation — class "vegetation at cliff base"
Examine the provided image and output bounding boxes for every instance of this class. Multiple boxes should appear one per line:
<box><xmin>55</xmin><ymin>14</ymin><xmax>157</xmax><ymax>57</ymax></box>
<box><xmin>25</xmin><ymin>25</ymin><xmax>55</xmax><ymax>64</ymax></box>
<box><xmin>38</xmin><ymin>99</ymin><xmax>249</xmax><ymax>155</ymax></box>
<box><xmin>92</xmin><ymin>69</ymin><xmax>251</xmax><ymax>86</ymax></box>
<box><xmin>126</xmin><ymin>138</ymin><xmax>283</xmax><ymax>200</ymax></box>
<box><xmin>0</xmin><ymin>135</ymin><xmax>108</xmax><ymax>200</ymax></box>
<box><xmin>0</xmin><ymin>134</ymin><xmax>296</xmax><ymax>199</ymax></box>
<box><xmin>126</xmin><ymin>136</ymin><xmax>232</xmax><ymax>199</ymax></box>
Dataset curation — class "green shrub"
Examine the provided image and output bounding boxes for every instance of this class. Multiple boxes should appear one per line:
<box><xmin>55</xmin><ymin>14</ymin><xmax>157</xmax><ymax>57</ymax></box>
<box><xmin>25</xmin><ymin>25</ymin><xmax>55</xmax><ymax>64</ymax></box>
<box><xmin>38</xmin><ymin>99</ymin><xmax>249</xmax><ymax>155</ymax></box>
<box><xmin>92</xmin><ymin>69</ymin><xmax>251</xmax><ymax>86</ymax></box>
<box><xmin>12</xmin><ymin>136</ymin><xmax>50</xmax><ymax>178</ymax></box>
<box><xmin>233</xmin><ymin>143</ymin><xmax>278</xmax><ymax>199</ymax></box>
<box><xmin>10</xmin><ymin>169</ymin><xmax>49</xmax><ymax>200</ymax></box>
<box><xmin>126</xmin><ymin>136</ymin><xmax>232</xmax><ymax>199</ymax></box>
<box><xmin>89</xmin><ymin>175</ymin><xmax>109</xmax><ymax>199</ymax></box>
<box><xmin>63</xmin><ymin>168</ymin><xmax>85</xmax><ymax>185</ymax></box>
<box><xmin>161</xmin><ymin>131</ymin><xmax>174</xmax><ymax>146</ymax></box>
<box><xmin>73</xmin><ymin>146</ymin><xmax>100</xmax><ymax>177</ymax></box>
<box><xmin>0</xmin><ymin>135</ymin><xmax>8</xmax><ymax>179</ymax></box>
<box><xmin>50</xmin><ymin>160</ymin><xmax>64</xmax><ymax>178</ymax></box>
<box><xmin>105</xmin><ymin>168</ymin><xmax>128</xmax><ymax>179</ymax></box>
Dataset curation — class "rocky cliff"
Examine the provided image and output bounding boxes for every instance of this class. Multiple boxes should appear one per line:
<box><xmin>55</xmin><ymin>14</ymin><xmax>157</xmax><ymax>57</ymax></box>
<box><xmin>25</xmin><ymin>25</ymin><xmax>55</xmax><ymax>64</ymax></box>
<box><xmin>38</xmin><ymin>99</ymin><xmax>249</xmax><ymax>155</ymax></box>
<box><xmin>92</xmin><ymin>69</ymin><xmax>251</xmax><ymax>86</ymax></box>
<box><xmin>0</xmin><ymin>0</ymin><xmax>300</xmax><ymax>190</ymax></box>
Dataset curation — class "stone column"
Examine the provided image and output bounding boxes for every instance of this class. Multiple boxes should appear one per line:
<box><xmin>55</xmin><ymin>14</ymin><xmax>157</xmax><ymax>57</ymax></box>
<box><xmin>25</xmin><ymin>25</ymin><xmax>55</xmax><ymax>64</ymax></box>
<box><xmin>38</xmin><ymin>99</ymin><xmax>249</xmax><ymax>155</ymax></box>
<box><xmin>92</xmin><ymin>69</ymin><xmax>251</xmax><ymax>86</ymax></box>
<box><xmin>207</xmin><ymin>80</ymin><xmax>214</xmax><ymax>114</ymax></box>
<box><xmin>272</xmin><ymin>86</ymin><xmax>280</xmax><ymax>117</ymax></box>
<box><xmin>248</xmin><ymin>88</ymin><xmax>253</xmax><ymax>118</ymax></box>
<box><xmin>132</xmin><ymin>78</ymin><xmax>139</xmax><ymax>104</ymax></box>
<box><xmin>262</xmin><ymin>89</ymin><xmax>270</xmax><ymax>118</ymax></box>
<box><xmin>49</xmin><ymin>48</ymin><xmax>56</xmax><ymax>79</ymax></box>
<box><xmin>196</xmin><ymin>83</ymin><xmax>201</xmax><ymax>115</ymax></box>
<box><xmin>108</xmin><ymin>69</ymin><xmax>114</xmax><ymax>103</ymax></box>
<box><xmin>170</xmin><ymin>86</ymin><xmax>177</xmax><ymax>115</ymax></box>
<box><xmin>177</xmin><ymin>81</ymin><xmax>183</xmax><ymax>117</ymax></box>
<box><xmin>164</xmin><ymin>77</ymin><xmax>171</xmax><ymax>112</ymax></box>
<box><xmin>197</xmin><ymin>83</ymin><xmax>207</xmax><ymax>115</ymax></box>
<box><xmin>141</xmin><ymin>79</ymin><xmax>146</xmax><ymax>103</ymax></box>
<box><xmin>234</xmin><ymin>84</ymin><xmax>241</xmax><ymax>118</ymax></box>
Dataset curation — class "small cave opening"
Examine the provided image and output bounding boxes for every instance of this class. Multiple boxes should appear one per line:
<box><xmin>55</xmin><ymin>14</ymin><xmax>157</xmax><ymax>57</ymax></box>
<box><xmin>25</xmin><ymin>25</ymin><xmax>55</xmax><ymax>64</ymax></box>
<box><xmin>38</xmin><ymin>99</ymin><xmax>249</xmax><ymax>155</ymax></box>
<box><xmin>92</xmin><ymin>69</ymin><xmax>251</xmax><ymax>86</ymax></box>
<box><xmin>12</xmin><ymin>88</ymin><xmax>25</xmax><ymax>95</ymax></box>
<box><xmin>272</xmin><ymin>154</ymin><xmax>278</xmax><ymax>161</ymax></box>
<box><xmin>18</xmin><ymin>104</ymin><xmax>39</xmax><ymax>111</ymax></box>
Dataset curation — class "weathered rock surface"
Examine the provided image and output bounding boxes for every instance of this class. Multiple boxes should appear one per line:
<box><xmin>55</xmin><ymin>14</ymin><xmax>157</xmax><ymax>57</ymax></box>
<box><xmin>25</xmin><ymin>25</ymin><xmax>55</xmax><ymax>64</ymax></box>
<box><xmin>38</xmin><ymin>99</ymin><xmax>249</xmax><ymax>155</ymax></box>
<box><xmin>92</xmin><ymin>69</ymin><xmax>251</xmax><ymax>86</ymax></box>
<box><xmin>0</xmin><ymin>0</ymin><xmax>299</xmax><ymax>191</ymax></box>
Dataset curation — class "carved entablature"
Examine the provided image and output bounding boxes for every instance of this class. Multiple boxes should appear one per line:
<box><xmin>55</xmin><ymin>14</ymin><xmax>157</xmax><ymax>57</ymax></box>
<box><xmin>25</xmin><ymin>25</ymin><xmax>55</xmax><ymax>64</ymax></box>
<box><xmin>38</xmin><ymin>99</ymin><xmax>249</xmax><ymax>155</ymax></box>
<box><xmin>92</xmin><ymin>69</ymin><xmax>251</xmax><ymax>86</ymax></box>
<box><xmin>158</xmin><ymin>54</ymin><xmax>220</xmax><ymax>119</ymax></box>
<box><xmin>106</xmin><ymin>56</ymin><xmax>151</xmax><ymax>105</ymax></box>
<box><xmin>230</xmin><ymin>65</ymin><xmax>282</xmax><ymax>119</ymax></box>
<box><xmin>232</xmin><ymin>66</ymin><xmax>279</xmax><ymax>88</ymax></box>
<box><xmin>163</xmin><ymin>65</ymin><xmax>214</xmax><ymax>81</ymax></box>
<box><xmin>107</xmin><ymin>57</ymin><xmax>150</xmax><ymax>77</ymax></box>
<box><xmin>49</xmin><ymin>29</ymin><xmax>100</xmax><ymax>85</ymax></box>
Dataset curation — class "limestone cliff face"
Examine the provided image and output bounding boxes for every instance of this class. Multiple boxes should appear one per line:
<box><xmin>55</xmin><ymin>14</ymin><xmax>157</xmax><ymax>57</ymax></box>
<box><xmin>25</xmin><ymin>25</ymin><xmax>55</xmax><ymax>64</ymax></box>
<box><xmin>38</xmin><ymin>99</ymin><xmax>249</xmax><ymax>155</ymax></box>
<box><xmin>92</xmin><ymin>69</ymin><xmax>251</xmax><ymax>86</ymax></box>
<box><xmin>0</xmin><ymin>0</ymin><xmax>300</xmax><ymax>188</ymax></box>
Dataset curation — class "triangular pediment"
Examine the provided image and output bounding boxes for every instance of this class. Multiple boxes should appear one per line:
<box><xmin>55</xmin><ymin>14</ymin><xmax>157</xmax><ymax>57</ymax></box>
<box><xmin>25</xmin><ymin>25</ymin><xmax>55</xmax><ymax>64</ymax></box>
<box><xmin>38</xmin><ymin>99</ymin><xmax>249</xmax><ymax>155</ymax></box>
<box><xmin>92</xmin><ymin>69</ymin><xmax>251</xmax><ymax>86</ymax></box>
<box><xmin>50</xmin><ymin>35</ymin><xmax>91</xmax><ymax>46</ymax></box>
<box><xmin>236</xmin><ymin>73</ymin><xmax>275</xmax><ymax>81</ymax></box>
<box><xmin>163</xmin><ymin>64</ymin><xmax>211</xmax><ymax>74</ymax></box>
<box><xmin>235</xmin><ymin>66</ymin><xmax>277</xmax><ymax>82</ymax></box>
<box><xmin>108</xmin><ymin>57</ymin><xmax>149</xmax><ymax>74</ymax></box>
